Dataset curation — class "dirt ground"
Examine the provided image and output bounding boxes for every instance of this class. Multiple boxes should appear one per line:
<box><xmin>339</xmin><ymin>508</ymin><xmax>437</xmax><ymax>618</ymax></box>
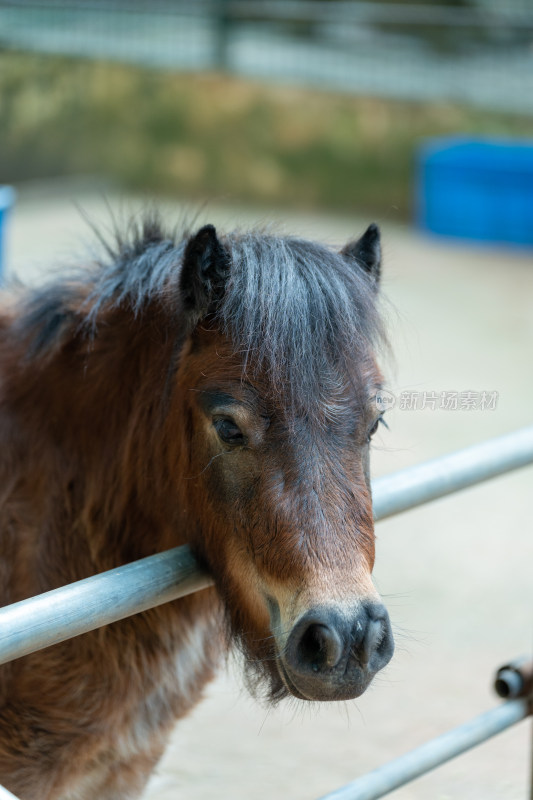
<box><xmin>5</xmin><ymin>184</ymin><xmax>533</xmax><ymax>800</ymax></box>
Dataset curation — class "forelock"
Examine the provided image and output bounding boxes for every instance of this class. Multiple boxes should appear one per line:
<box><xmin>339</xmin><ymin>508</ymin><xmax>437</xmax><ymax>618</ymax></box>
<box><xmin>217</xmin><ymin>232</ymin><xmax>385</xmax><ymax>421</ymax></box>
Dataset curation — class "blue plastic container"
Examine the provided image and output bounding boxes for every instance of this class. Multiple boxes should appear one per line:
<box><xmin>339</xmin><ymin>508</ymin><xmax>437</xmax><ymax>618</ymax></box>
<box><xmin>417</xmin><ymin>138</ymin><xmax>533</xmax><ymax>246</ymax></box>
<box><xmin>0</xmin><ymin>186</ymin><xmax>15</xmax><ymax>282</ymax></box>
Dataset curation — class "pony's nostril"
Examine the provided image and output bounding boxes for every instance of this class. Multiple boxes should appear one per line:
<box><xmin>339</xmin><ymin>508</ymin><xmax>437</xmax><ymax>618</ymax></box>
<box><xmin>352</xmin><ymin>604</ymin><xmax>394</xmax><ymax>672</ymax></box>
<box><xmin>297</xmin><ymin>622</ymin><xmax>343</xmax><ymax>672</ymax></box>
<box><xmin>284</xmin><ymin>605</ymin><xmax>393</xmax><ymax>688</ymax></box>
<box><xmin>360</xmin><ymin>619</ymin><xmax>383</xmax><ymax>667</ymax></box>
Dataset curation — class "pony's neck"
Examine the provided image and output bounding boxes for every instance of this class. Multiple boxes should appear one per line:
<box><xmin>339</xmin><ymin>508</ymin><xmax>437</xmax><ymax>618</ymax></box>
<box><xmin>17</xmin><ymin>303</ymin><xmax>190</xmax><ymax>571</ymax></box>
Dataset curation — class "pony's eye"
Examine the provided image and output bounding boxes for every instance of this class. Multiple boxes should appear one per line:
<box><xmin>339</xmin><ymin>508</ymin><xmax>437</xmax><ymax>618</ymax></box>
<box><xmin>367</xmin><ymin>415</ymin><xmax>387</xmax><ymax>443</ymax></box>
<box><xmin>214</xmin><ymin>418</ymin><xmax>245</xmax><ymax>446</ymax></box>
<box><xmin>368</xmin><ymin>421</ymin><xmax>379</xmax><ymax>441</ymax></box>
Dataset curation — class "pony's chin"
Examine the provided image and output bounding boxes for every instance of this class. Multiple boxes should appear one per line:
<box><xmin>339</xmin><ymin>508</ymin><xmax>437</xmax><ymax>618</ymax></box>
<box><xmin>276</xmin><ymin>657</ymin><xmax>372</xmax><ymax>702</ymax></box>
<box><xmin>242</xmin><ymin>648</ymin><xmax>372</xmax><ymax>704</ymax></box>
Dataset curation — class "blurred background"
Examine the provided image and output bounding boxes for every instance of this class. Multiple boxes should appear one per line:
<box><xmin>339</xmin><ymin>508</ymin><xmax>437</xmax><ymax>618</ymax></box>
<box><xmin>1</xmin><ymin>0</ymin><xmax>532</xmax><ymax>215</ymax></box>
<box><xmin>1</xmin><ymin>2</ymin><xmax>532</xmax><ymax>799</ymax></box>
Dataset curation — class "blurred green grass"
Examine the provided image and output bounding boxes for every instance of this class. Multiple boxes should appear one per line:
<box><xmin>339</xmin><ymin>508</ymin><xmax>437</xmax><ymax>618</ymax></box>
<box><xmin>1</xmin><ymin>52</ymin><xmax>532</xmax><ymax>217</ymax></box>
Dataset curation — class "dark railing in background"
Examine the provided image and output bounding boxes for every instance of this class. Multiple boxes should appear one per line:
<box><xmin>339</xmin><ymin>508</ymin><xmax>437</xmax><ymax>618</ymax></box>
<box><xmin>0</xmin><ymin>1</ymin><xmax>532</xmax><ymax>113</ymax></box>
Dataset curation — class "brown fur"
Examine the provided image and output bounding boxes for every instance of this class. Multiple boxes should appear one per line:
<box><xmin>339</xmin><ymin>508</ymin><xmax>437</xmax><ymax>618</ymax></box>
<box><xmin>0</xmin><ymin>298</ymin><xmax>224</xmax><ymax>799</ymax></box>
<box><xmin>0</xmin><ymin>220</ymin><xmax>390</xmax><ymax>798</ymax></box>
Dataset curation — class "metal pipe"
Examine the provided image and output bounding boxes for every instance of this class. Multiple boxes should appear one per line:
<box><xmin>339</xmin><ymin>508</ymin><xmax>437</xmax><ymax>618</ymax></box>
<box><xmin>0</xmin><ymin>426</ymin><xmax>532</xmax><ymax>664</ymax></box>
<box><xmin>372</xmin><ymin>426</ymin><xmax>533</xmax><ymax>521</ymax></box>
<box><xmin>318</xmin><ymin>699</ymin><xmax>530</xmax><ymax>800</ymax></box>
<box><xmin>0</xmin><ymin>785</ymin><xmax>20</xmax><ymax>800</ymax></box>
<box><xmin>0</xmin><ymin>547</ymin><xmax>212</xmax><ymax>665</ymax></box>
<box><xmin>494</xmin><ymin>658</ymin><xmax>533</xmax><ymax>700</ymax></box>
<box><xmin>496</xmin><ymin>669</ymin><xmax>525</xmax><ymax>700</ymax></box>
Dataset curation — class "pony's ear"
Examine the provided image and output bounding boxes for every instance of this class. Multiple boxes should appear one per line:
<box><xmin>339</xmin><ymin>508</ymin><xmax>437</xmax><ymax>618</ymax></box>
<box><xmin>180</xmin><ymin>224</ymin><xmax>230</xmax><ymax>317</ymax></box>
<box><xmin>341</xmin><ymin>223</ymin><xmax>381</xmax><ymax>287</ymax></box>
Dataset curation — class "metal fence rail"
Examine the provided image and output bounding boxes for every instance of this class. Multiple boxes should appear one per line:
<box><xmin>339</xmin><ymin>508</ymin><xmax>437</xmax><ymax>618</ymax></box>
<box><xmin>0</xmin><ymin>426</ymin><xmax>531</xmax><ymax>800</ymax></box>
<box><xmin>318</xmin><ymin>698</ymin><xmax>531</xmax><ymax>800</ymax></box>
<box><xmin>0</xmin><ymin>425</ymin><xmax>532</xmax><ymax>666</ymax></box>
<box><xmin>372</xmin><ymin>425</ymin><xmax>533</xmax><ymax>520</ymax></box>
<box><xmin>0</xmin><ymin>547</ymin><xmax>212</xmax><ymax>666</ymax></box>
<box><xmin>0</xmin><ymin>786</ymin><xmax>18</xmax><ymax>800</ymax></box>
<box><xmin>319</xmin><ymin>659</ymin><xmax>533</xmax><ymax>800</ymax></box>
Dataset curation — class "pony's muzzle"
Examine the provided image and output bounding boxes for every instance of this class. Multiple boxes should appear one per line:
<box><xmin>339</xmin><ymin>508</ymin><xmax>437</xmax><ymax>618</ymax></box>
<box><xmin>279</xmin><ymin>603</ymin><xmax>394</xmax><ymax>701</ymax></box>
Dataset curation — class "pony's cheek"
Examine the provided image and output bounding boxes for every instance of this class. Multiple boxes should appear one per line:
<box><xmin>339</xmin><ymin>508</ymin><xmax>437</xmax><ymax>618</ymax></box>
<box><xmin>200</xmin><ymin>442</ymin><xmax>260</xmax><ymax>512</ymax></box>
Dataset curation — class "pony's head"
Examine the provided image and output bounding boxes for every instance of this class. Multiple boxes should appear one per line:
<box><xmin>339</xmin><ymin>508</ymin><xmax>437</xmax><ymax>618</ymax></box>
<box><xmin>174</xmin><ymin>223</ymin><xmax>393</xmax><ymax>702</ymax></box>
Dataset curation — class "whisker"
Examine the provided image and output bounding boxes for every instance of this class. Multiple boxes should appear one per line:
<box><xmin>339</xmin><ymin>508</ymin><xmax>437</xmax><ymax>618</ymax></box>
<box><xmin>185</xmin><ymin>450</ymin><xmax>232</xmax><ymax>480</ymax></box>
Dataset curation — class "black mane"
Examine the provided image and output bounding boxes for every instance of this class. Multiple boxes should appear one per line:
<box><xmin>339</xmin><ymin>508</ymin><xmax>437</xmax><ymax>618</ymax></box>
<box><xmin>219</xmin><ymin>230</ymin><xmax>384</xmax><ymax>415</ymax></box>
<box><xmin>13</xmin><ymin>217</ymin><xmax>385</xmax><ymax>416</ymax></box>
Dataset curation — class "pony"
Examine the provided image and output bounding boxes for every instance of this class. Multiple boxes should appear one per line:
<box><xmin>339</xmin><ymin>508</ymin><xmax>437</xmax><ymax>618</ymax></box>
<box><xmin>0</xmin><ymin>217</ymin><xmax>394</xmax><ymax>799</ymax></box>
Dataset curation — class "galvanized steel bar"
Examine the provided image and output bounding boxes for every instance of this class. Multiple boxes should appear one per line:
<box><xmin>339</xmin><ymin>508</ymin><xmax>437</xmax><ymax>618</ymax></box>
<box><xmin>0</xmin><ymin>426</ymin><xmax>532</xmax><ymax>664</ymax></box>
<box><xmin>0</xmin><ymin>784</ymin><xmax>20</xmax><ymax>800</ymax></box>
<box><xmin>494</xmin><ymin>658</ymin><xmax>533</xmax><ymax>700</ymax></box>
<box><xmin>0</xmin><ymin>547</ymin><xmax>212</xmax><ymax>665</ymax></box>
<box><xmin>372</xmin><ymin>425</ymin><xmax>533</xmax><ymax>520</ymax></box>
<box><xmin>318</xmin><ymin>699</ymin><xmax>530</xmax><ymax>800</ymax></box>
